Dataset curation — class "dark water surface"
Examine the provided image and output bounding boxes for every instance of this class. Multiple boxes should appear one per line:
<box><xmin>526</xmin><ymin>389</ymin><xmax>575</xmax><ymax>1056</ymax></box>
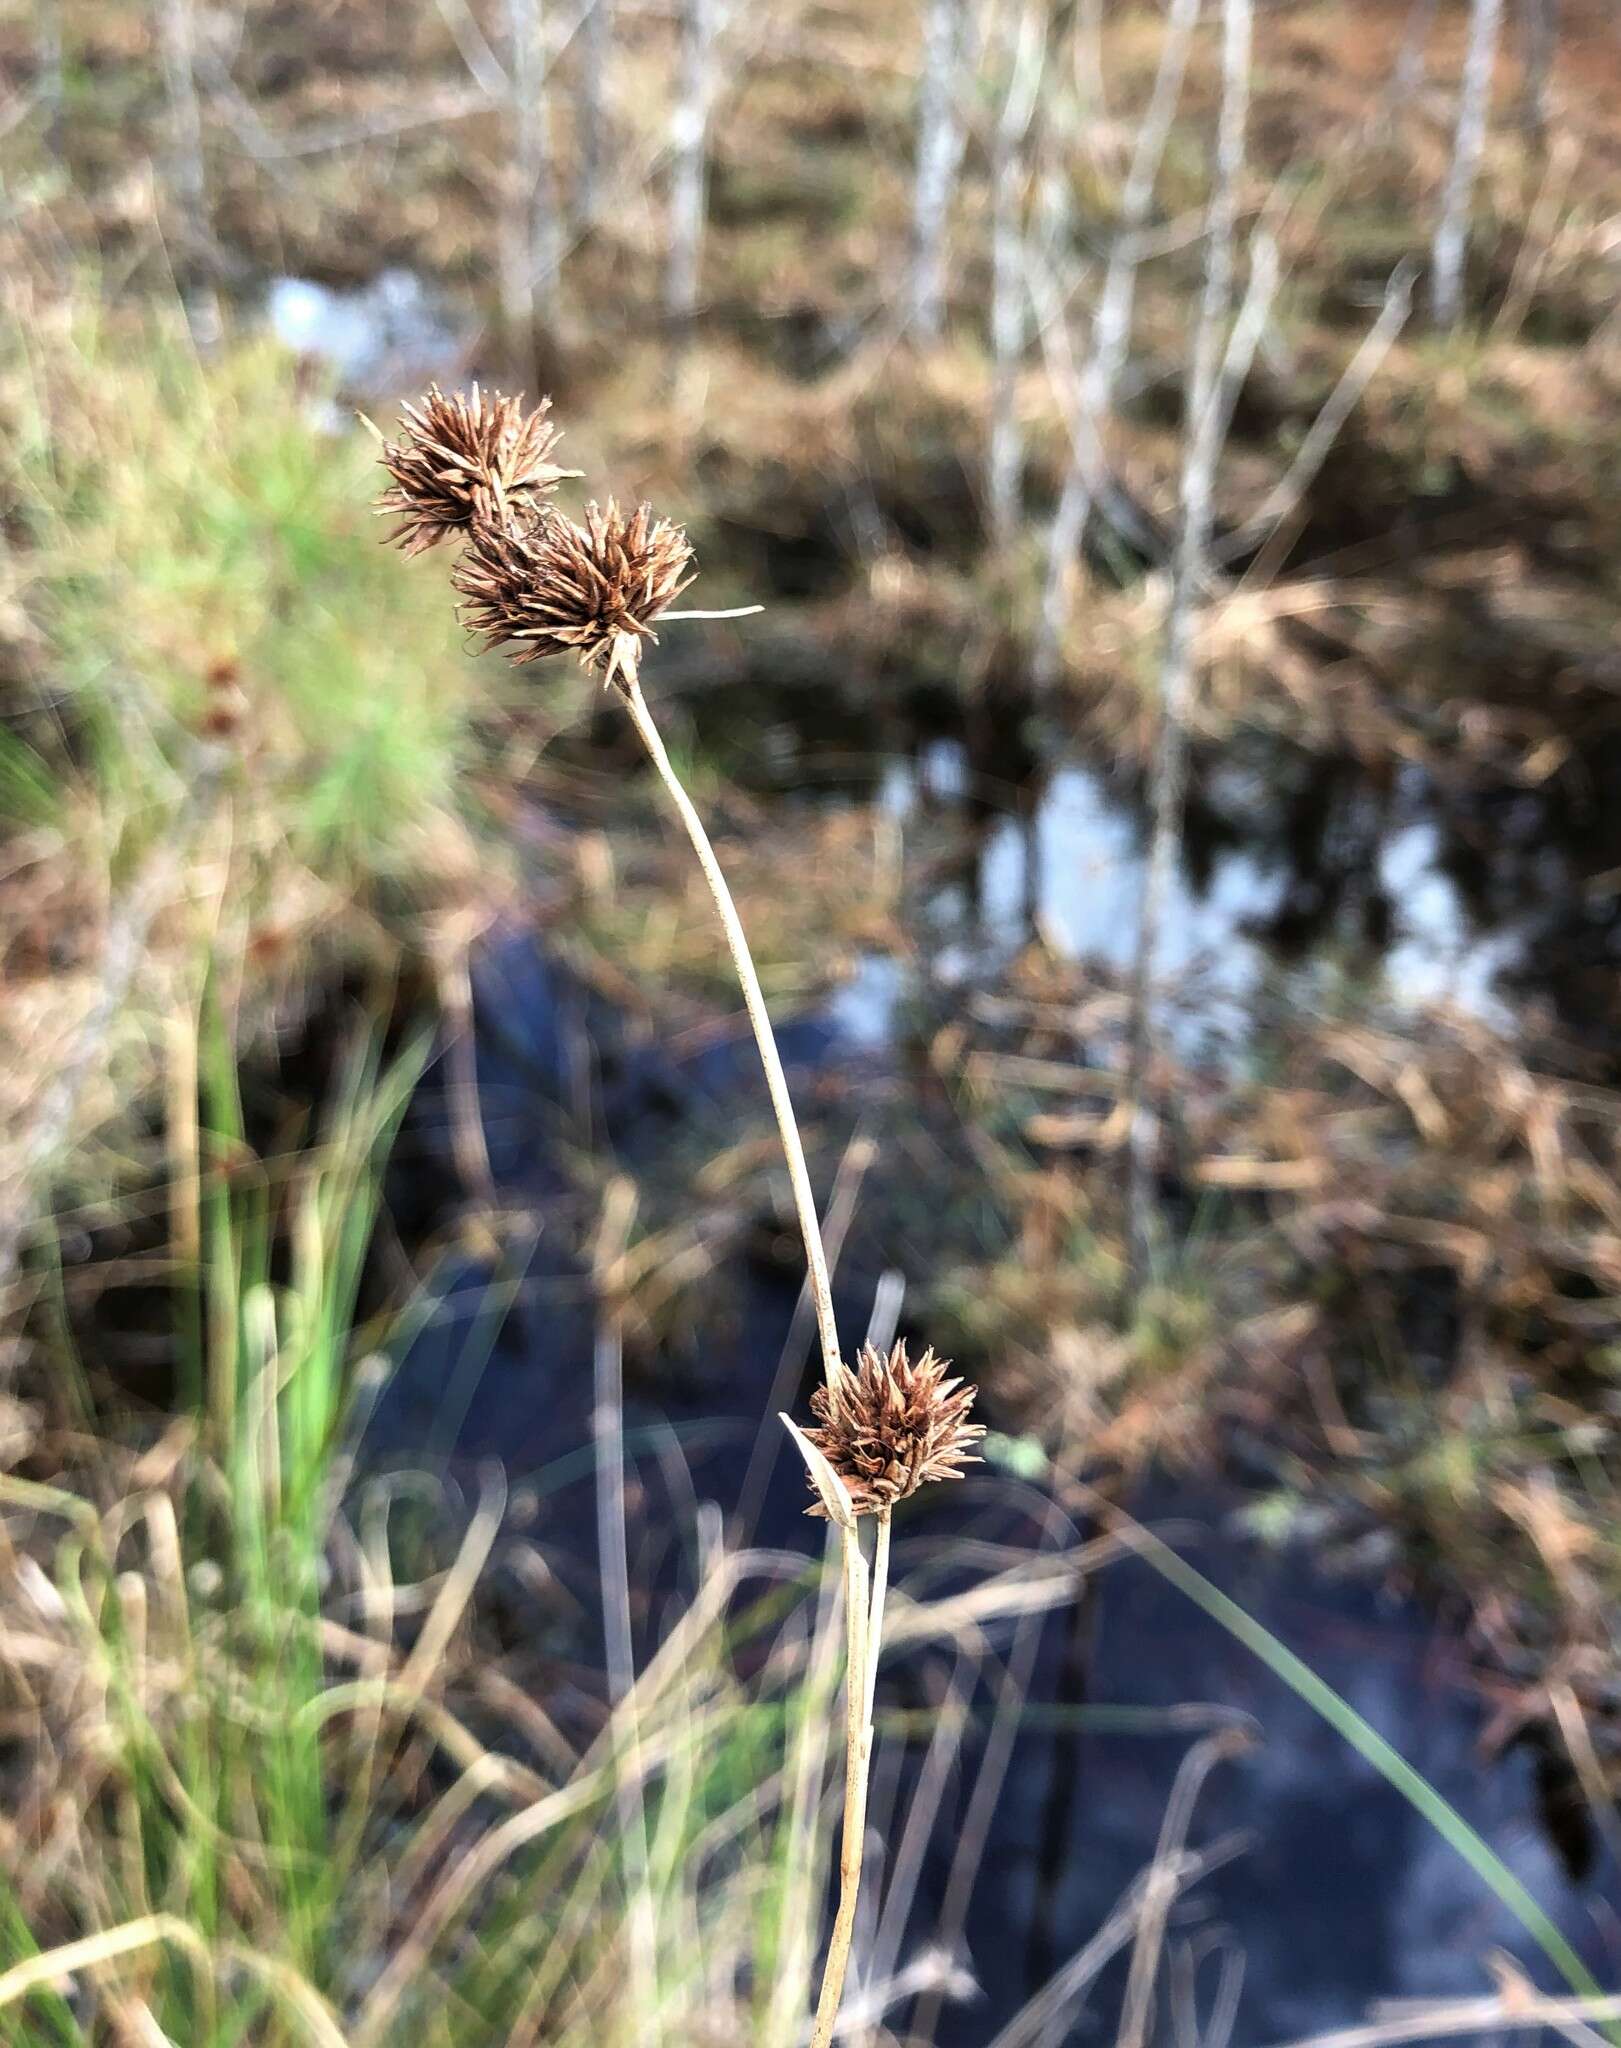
<box><xmin>370</xmin><ymin>933</ymin><xmax>1621</xmax><ymax>2047</ymax></box>
<box><xmin>739</xmin><ymin>709</ymin><xmax>1621</xmax><ymax>1069</ymax></box>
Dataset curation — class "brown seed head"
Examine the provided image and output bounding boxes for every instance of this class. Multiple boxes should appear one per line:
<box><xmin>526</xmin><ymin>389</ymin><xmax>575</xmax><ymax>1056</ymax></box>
<box><xmin>801</xmin><ymin>1340</ymin><xmax>984</xmax><ymax>1518</ymax></box>
<box><xmin>376</xmin><ymin>384</ymin><xmax>573</xmax><ymax>555</ymax></box>
<box><xmin>452</xmin><ymin>497</ymin><xmax>697</xmax><ymax>680</ymax></box>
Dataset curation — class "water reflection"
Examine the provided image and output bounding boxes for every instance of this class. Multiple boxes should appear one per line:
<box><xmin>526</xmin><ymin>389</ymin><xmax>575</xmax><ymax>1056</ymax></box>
<box><xmin>266</xmin><ymin>267</ymin><xmax>469</xmax><ymax>402</ymax></box>
<box><xmin>806</xmin><ymin>716</ymin><xmax>1621</xmax><ymax>1062</ymax></box>
<box><xmin>830</xmin><ymin>742</ymin><xmax>1528</xmax><ymax>1060</ymax></box>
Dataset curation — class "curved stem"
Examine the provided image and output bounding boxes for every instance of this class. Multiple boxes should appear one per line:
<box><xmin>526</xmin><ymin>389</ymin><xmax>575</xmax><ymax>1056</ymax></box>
<box><xmin>615</xmin><ymin>661</ymin><xmax>844</xmax><ymax>1393</ymax></box>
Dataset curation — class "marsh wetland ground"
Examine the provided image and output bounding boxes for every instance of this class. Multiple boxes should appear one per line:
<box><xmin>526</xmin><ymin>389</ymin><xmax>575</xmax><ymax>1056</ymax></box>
<box><xmin>4</xmin><ymin>0</ymin><xmax>1621</xmax><ymax>2040</ymax></box>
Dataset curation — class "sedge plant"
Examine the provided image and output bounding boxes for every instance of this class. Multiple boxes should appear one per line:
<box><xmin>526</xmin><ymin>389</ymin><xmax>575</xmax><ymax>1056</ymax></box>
<box><xmin>373</xmin><ymin>382</ymin><xmax>985</xmax><ymax>2043</ymax></box>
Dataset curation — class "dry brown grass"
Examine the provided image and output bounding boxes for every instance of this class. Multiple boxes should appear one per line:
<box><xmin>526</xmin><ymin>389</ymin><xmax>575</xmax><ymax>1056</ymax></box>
<box><xmin>914</xmin><ymin>941</ymin><xmax>1621</xmax><ymax>1770</ymax></box>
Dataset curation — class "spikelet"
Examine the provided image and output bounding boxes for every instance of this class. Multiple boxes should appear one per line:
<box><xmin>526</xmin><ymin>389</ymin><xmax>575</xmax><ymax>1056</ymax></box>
<box><xmin>452</xmin><ymin>497</ymin><xmax>696</xmax><ymax>680</ymax></box>
<box><xmin>376</xmin><ymin>384</ymin><xmax>574</xmax><ymax>555</ymax></box>
<box><xmin>799</xmin><ymin>1341</ymin><xmax>984</xmax><ymax>1518</ymax></box>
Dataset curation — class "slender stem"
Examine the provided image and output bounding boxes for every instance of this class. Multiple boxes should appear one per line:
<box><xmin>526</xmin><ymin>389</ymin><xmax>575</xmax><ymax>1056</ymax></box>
<box><xmin>658</xmin><ymin>604</ymin><xmax>765</xmax><ymax>622</ymax></box>
<box><xmin>862</xmin><ymin>1509</ymin><xmax>891</xmax><ymax>1731</ymax></box>
<box><xmin>811</xmin><ymin>1523</ymin><xmax>873</xmax><ymax>2048</ymax></box>
<box><xmin>765</xmin><ymin>1531</ymin><xmax>846</xmax><ymax>2048</ymax></box>
<box><xmin>590</xmin><ymin>1179</ymin><xmax>657</xmax><ymax>2013</ymax></box>
<box><xmin>614</xmin><ymin>648</ymin><xmax>878</xmax><ymax>2048</ymax></box>
<box><xmin>616</xmin><ymin>661</ymin><xmax>844</xmax><ymax>1392</ymax></box>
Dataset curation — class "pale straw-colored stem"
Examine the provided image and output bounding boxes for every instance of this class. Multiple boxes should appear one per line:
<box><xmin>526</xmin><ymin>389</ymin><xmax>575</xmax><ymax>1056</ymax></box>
<box><xmin>810</xmin><ymin>1516</ymin><xmax>874</xmax><ymax>2048</ymax></box>
<box><xmin>862</xmin><ymin>1509</ymin><xmax>891</xmax><ymax>1730</ymax></box>
<box><xmin>658</xmin><ymin>604</ymin><xmax>765</xmax><ymax>622</ymax></box>
<box><xmin>615</xmin><ymin>654</ymin><xmax>843</xmax><ymax>1392</ymax></box>
<box><xmin>615</xmin><ymin>643</ymin><xmax>890</xmax><ymax>2048</ymax></box>
<box><xmin>805</xmin><ymin>1509</ymin><xmax>891</xmax><ymax>2047</ymax></box>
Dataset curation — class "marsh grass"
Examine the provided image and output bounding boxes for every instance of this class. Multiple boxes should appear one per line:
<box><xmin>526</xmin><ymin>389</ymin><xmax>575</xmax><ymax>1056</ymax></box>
<box><xmin>4</xmin><ymin>290</ymin><xmax>505</xmax><ymax>889</ymax></box>
<box><xmin>1</xmin><ymin>1003</ymin><xmax>789</xmax><ymax>2044</ymax></box>
<box><xmin>2</xmin><ymin>1021</ymin><xmax>425</xmax><ymax>2044</ymax></box>
<box><xmin>0</xmin><ymin>284</ymin><xmax>552</xmax><ymax>1278</ymax></box>
<box><xmin>0</xmin><ymin>1013</ymin><xmax>1082</xmax><ymax>2045</ymax></box>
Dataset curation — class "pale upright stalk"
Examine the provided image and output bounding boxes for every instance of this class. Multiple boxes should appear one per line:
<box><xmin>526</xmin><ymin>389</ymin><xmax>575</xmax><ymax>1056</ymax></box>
<box><xmin>500</xmin><ymin>0</ymin><xmax>562</xmax><ymax>354</ymax></box>
<box><xmin>987</xmin><ymin>3</ymin><xmax>1045</xmax><ymax>554</ymax></box>
<box><xmin>665</xmin><ymin>0</ymin><xmax>716</xmax><ymax>332</ymax></box>
<box><xmin>764</xmin><ymin>1545</ymin><xmax>846</xmax><ymax>2048</ymax></box>
<box><xmin>1431</xmin><ymin>0</ymin><xmax>1504</xmax><ymax>329</ymax></box>
<box><xmin>590</xmin><ymin>1180</ymin><xmax>655</xmax><ymax>2011</ymax></box>
<box><xmin>1518</xmin><ymin>0</ymin><xmax>1558</xmax><ymax>140</ymax></box>
<box><xmin>909</xmin><ymin>0</ymin><xmax>971</xmax><ymax>339</ymax></box>
<box><xmin>862</xmin><ymin>1510</ymin><xmax>891</xmax><ymax>1731</ymax></box>
<box><xmin>1127</xmin><ymin>0</ymin><xmax>1251</xmax><ymax>1283</ymax></box>
<box><xmin>1035</xmin><ymin>0</ymin><xmax>1200</xmax><ymax>690</ymax></box>
<box><xmin>809</xmin><ymin>1516</ymin><xmax>875</xmax><ymax>2048</ymax></box>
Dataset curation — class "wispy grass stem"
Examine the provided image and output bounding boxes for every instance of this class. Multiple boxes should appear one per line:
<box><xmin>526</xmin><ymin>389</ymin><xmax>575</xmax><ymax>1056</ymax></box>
<box><xmin>810</xmin><ymin>1513</ymin><xmax>874</xmax><ymax>2048</ymax></box>
<box><xmin>1108</xmin><ymin>1502</ymin><xmax>1615</xmax><ymax>2028</ymax></box>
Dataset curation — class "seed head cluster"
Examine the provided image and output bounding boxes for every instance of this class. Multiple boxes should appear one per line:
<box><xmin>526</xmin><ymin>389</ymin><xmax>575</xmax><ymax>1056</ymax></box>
<box><xmin>377</xmin><ymin>387</ymin><xmax>695</xmax><ymax>686</ymax></box>
<box><xmin>802</xmin><ymin>1340</ymin><xmax>984</xmax><ymax>1518</ymax></box>
<box><xmin>376</xmin><ymin>385</ymin><xmax>575</xmax><ymax>557</ymax></box>
<box><xmin>454</xmin><ymin>498</ymin><xmax>696</xmax><ymax>676</ymax></box>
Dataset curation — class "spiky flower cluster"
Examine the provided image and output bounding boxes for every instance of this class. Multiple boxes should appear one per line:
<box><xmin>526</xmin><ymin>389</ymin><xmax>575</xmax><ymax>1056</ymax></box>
<box><xmin>801</xmin><ymin>1340</ymin><xmax>984</xmax><ymax>1518</ymax></box>
<box><xmin>377</xmin><ymin>386</ymin><xmax>696</xmax><ymax>682</ymax></box>
<box><xmin>376</xmin><ymin>385</ymin><xmax>575</xmax><ymax>556</ymax></box>
<box><xmin>454</xmin><ymin>498</ymin><xmax>695</xmax><ymax>677</ymax></box>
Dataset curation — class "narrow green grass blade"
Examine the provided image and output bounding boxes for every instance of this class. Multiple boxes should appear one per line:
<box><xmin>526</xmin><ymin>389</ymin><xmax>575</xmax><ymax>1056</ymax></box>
<box><xmin>0</xmin><ymin>1891</ymin><xmax>83</xmax><ymax>2046</ymax></box>
<box><xmin>0</xmin><ymin>728</ymin><xmax>63</xmax><ymax>830</ymax></box>
<box><xmin>1123</xmin><ymin>1513</ymin><xmax>1612</xmax><ymax>2018</ymax></box>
